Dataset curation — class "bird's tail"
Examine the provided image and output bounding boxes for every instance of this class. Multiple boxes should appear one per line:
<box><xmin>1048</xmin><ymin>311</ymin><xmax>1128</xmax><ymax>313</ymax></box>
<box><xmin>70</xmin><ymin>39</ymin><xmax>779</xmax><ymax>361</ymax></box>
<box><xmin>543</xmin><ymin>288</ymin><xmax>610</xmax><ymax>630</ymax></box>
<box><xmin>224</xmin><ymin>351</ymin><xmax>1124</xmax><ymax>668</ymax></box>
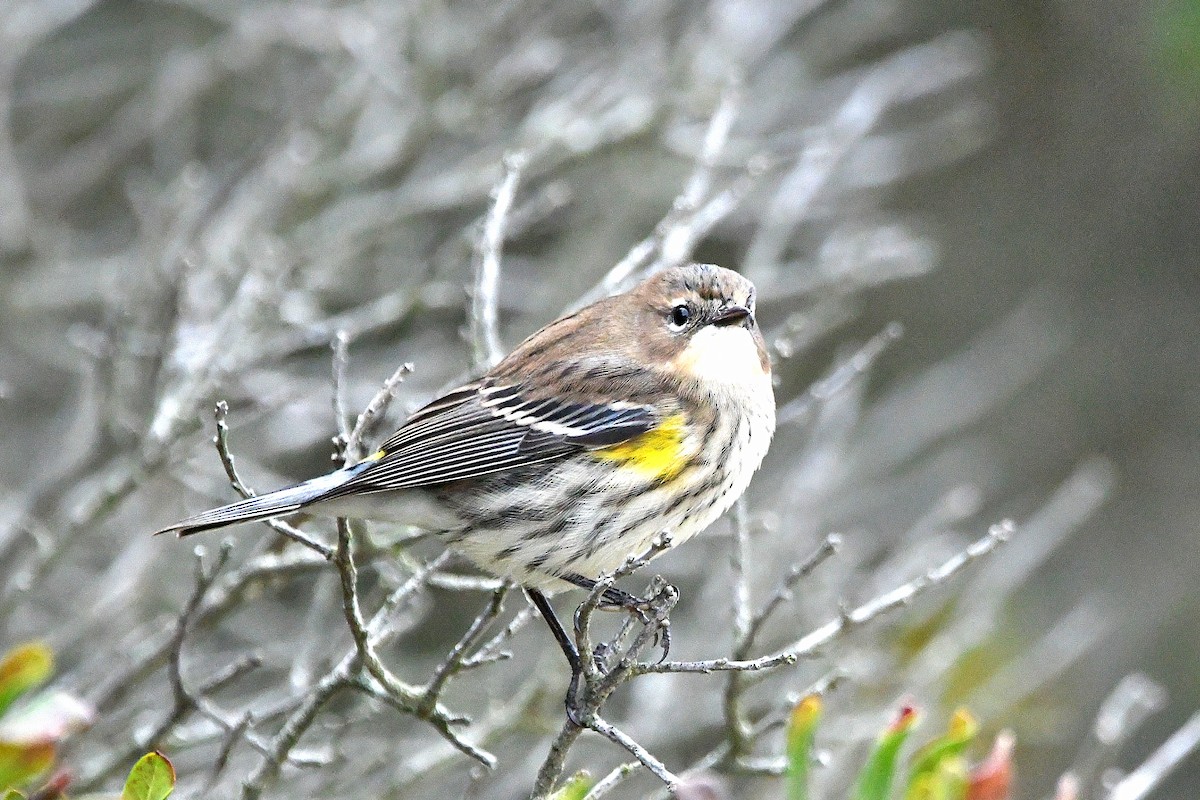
<box><xmin>154</xmin><ymin>470</ymin><xmax>355</xmax><ymax>537</ymax></box>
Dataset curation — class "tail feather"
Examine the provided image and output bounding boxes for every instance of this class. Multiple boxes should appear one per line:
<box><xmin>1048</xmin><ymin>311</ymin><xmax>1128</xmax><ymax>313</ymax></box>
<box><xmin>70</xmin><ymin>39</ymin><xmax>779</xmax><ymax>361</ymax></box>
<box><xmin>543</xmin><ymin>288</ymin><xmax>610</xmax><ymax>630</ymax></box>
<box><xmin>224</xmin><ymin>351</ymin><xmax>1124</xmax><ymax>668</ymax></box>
<box><xmin>154</xmin><ymin>470</ymin><xmax>354</xmax><ymax>537</ymax></box>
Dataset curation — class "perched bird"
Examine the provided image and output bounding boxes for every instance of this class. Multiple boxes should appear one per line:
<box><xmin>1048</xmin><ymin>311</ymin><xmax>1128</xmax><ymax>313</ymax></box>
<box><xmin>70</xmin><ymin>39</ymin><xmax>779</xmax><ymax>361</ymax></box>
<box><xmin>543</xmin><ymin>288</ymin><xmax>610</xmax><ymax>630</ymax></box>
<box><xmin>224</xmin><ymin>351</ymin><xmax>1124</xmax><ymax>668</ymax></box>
<box><xmin>157</xmin><ymin>263</ymin><xmax>775</xmax><ymax>675</ymax></box>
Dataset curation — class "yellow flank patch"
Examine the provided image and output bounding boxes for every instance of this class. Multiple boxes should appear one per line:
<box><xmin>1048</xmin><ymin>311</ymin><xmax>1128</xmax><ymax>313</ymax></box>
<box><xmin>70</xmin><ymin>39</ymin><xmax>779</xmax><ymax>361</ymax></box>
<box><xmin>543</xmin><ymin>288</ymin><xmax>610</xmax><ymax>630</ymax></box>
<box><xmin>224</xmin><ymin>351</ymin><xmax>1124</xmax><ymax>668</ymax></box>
<box><xmin>591</xmin><ymin>413</ymin><xmax>689</xmax><ymax>481</ymax></box>
<box><xmin>366</xmin><ymin>449</ymin><xmax>387</xmax><ymax>461</ymax></box>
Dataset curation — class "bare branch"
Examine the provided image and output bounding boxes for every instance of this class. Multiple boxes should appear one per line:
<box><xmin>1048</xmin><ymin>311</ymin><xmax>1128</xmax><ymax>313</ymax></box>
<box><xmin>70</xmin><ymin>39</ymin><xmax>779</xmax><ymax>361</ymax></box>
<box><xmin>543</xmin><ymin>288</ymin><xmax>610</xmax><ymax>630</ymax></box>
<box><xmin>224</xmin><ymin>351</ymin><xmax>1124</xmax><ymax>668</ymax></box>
<box><xmin>418</xmin><ymin>584</ymin><xmax>511</xmax><ymax>715</ymax></box>
<box><xmin>1107</xmin><ymin>710</ymin><xmax>1200</xmax><ymax>800</ymax></box>
<box><xmin>636</xmin><ymin>520</ymin><xmax>1012</xmax><ymax>676</ymax></box>
<box><xmin>742</xmin><ymin>533</ymin><xmax>842</xmax><ymax>653</ymax></box>
<box><xmin>212</xmin><ymin>400</ymin><xmax>334</xmax><ymax>559</ymax></box>
<box><xmin>460</xmin><ymin>603</ymin><xmax>536</xmax><ymax>670</ymax></box>
<box><xmin>573</xmin><ymin>84</ymin><xmax>755</xmax><ymax>308</ymax></box>
<box><xmin>588</xmin><ymin>715</ymin><xmax>680</xmax><ymax>791</ymax></box>
<box><xmin>777</xmin><ymin>322</ymin><xmax>905</xmax><ymax>425</ymax></box>
<box><xmin>472</xmin><ymin>152</ymin><xmax>526</xmax><ymax>370</ymax></box>
<box><xmin>345</xmin><ymin>361</ymin><xmax>413</xmax><ymax>463</ymax></box>
<box><xmin>331</xmin><ymin>329</ymin><xmax>352</xmax><ymax>457</ymax></box>
<box><xmin>75</xmin><ymin>542</ymin><xmax>250</xmax><ymax>792</ymax></box>
<box><xmin>582</xmin><ymin>762</ymin><xmax>638</xmax><ymax>800</ymax></box>
<box><xmin>333</xmin><ymin>519</ymin><xmax>422</xmax><ymax>706</ymax></box>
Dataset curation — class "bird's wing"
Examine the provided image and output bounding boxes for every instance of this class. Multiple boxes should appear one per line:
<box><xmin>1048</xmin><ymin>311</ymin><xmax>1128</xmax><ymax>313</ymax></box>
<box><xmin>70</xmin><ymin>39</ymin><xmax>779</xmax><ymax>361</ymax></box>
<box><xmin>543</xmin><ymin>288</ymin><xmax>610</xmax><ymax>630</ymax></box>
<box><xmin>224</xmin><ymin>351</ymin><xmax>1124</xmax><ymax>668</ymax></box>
<box><xmin>328</xmin><ymin>382</ymin><xmax>658</xmax><ymax>494</ymax></box>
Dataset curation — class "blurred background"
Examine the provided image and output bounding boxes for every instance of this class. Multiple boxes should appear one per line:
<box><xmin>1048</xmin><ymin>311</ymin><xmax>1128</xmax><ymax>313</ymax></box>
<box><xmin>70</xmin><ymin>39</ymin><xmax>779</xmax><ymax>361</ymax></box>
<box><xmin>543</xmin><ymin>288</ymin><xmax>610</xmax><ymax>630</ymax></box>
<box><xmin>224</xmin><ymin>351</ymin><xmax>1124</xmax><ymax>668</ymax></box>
<box><xmin>0</xmin><ymin>0</ymin><xmax>1197</xmax><ymax>798</ymax></box>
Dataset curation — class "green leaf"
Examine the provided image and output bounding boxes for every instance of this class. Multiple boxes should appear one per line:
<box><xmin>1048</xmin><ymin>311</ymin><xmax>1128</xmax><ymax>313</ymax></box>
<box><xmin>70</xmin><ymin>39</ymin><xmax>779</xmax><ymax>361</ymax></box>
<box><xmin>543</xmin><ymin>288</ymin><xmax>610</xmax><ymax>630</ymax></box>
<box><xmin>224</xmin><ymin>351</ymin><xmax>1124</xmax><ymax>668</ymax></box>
<box><xmin>548</xmin><ymin>770</ymin><xmax>592</xmax><ymax>800</ymax></box>
<box><xmin>852</xmin><ymin>705</ymin><xmax>919</xmax><ymax>800</ymax></box>
<box><xmin>0</xmin><ymin>741</ymin><xmax>54</xmax><ymax>792</ymax></box>
<box><xmin>120</xmin><ymin>753</ymin><xmax>175</xmax><ymax>800</ymax></box>
<box><xmin>785</xmin><ymin>694</ymin><xmax>822</xmax><ymax>800</ymax></box>
<box><xmin>907</xmin><ymin>758</ymin><xmax>969</xmax><ymax>800</ymax></box>
<box><xmin>0</xmin><ymin>645</ymin><xmax>53</xmax><ymax>719</ymax></box>
<box><xmin>904</xmin><ymin>708</ymin><xmax>978</xmax><ymax>798</ymax></box>
<box><xmin>3</xmin><ymin>789</ymin><xmax>27</xmax><ymax>800</ymax></box>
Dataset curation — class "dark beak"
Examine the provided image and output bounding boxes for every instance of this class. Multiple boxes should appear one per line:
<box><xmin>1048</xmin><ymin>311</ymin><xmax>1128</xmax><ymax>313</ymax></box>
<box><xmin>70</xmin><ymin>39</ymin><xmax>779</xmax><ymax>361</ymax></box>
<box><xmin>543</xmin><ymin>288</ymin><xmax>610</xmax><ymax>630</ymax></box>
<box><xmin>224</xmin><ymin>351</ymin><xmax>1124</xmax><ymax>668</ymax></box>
<box><xmin>711</xmin><ymin>304</ymin><xmax>752</xmax><ymax>327</ymax></box>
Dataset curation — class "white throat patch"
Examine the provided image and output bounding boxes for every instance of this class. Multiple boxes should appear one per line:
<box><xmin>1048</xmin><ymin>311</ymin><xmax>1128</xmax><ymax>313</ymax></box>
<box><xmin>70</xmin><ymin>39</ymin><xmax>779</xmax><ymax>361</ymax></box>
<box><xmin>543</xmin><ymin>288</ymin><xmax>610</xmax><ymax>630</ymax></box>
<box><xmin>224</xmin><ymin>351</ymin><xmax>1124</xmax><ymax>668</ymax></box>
<box><xmin>674</xmin><ymin>324</ymin><xmax>768</xmax><ymax>390</ymax></box>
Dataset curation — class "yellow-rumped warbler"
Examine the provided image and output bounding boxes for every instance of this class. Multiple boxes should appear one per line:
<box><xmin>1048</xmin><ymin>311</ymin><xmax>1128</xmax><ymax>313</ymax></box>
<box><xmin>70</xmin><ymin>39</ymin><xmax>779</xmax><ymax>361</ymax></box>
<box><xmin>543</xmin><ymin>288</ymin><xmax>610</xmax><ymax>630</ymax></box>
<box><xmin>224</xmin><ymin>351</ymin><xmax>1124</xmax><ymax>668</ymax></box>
<box><xmin>157</xmin><ymin>263</ymin><xmax>774</xmax><ymax>670</ymax></box>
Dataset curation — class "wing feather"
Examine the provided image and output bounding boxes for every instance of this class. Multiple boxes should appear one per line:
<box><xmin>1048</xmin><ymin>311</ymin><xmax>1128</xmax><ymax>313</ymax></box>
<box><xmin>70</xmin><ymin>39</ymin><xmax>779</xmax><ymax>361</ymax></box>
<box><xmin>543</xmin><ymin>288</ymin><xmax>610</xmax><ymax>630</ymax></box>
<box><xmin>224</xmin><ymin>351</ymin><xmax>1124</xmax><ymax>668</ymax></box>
<box><xmin>327</xmin><ymin>382</ymin><xmax>658</xmax><ymax>495</ymax></box>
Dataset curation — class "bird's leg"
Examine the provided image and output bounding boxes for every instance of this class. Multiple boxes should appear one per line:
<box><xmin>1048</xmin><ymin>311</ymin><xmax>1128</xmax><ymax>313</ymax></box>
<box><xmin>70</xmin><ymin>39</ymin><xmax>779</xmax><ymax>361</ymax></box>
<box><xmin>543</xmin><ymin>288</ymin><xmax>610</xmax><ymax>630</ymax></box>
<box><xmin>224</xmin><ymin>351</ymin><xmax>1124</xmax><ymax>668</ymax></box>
<box><xmin>562</xmin><ymin>574</ymin><xmax>673</xmax><ymax>663</ymax></box>
<box><xmin>527</xmin><ymin>589</ymin><xmax>589</xmax><ymax>726</ymax></box>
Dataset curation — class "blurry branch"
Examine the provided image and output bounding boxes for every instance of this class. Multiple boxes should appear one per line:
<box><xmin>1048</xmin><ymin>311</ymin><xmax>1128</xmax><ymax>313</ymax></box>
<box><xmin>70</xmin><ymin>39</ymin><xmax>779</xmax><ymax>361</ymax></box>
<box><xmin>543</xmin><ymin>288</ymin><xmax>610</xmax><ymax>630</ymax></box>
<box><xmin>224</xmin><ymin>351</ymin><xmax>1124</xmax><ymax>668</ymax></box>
<box><xmin>1069</xmin><ymin>674</ymin><xmax>1167</xmax><ymax>795</ymax></box>
<box><xmin>331</xmin><ymin>331</ymin><xmax>352</xmax><ymax>457</ymax></box>
<box><xmin>776</xmin><ymin>322</ymin><xmax>905</xmax><ymax>426</ymax></box>
<box><xmin>87</xmin><ymin>547</ymin><xmax>327</xmax><ymax>714</ymax></box>
<box><xmin>472</xmin><ymin>152</ymin><xmax>526</xmax><ymax>370</ymax></box>
<box><xmin>1107</xmin><ymin>711</ymin><xmax>1200</xmax><ymax>800</ymax></box>
<box><xmin>744</xmin><ymin>32</ymin><xmax>979</xmax><ymax>278</ymax></box>
<box><xmin>574</xmin><ymin>83</ymin><xmax>761</xmax><ymax>308</ymax></box>
<box><xmin>239</xmin><ymin>550</ymin><xmax>471</xmax><ymax>800</ymax></box>
<box><xmin>261</xmin><ymin>291</ymin><xmax>420</xmax><ymax>358</ymax></box>
<box><xmin>1049</xmin><ymin>670</ymin><xmax>1200</xmax><ymax>800</ymax></box>
<box><xmin>76</xmin><ymin>543</ymin><xmax>264</xmax><ymax>792</ymax></box>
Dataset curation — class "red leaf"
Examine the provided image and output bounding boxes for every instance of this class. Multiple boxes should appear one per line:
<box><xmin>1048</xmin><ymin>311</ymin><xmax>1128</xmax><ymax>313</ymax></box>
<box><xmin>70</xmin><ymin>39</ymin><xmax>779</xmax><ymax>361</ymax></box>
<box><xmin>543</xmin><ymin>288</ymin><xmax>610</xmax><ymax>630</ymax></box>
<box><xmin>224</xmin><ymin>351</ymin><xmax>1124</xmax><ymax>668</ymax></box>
<box><xmin>966</xmin><ymin>730</ymin><xmax>1015</xmax><ymax>800</ymax></box>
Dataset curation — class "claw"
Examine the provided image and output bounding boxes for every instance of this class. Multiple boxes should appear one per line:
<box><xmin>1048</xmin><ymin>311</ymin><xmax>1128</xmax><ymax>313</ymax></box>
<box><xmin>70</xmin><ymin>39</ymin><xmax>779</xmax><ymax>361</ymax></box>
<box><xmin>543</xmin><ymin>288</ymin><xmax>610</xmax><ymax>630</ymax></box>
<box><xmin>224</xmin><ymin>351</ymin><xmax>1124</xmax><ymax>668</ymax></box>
<box><xmin>592</xmin><ymin>641</ymin><xmax>612</xmax><ymax>672</ymax></box>
<box><xmin>654</xmin><ymin>621</ymin><xmax>671</xmax><ymax>663</ymax></box>
<box><xmin>564</xmin><ymin>669</ymin><xmax>589</xmax><ymax>727</ymax></box>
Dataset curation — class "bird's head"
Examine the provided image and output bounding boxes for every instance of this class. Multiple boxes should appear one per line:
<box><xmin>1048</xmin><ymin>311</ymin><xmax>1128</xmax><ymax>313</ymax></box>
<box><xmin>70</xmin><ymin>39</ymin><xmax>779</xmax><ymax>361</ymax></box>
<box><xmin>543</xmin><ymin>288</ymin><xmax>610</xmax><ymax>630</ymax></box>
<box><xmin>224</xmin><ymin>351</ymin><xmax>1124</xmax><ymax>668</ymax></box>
<box><xmin>624</xmin><ymin>264</ymin><xmax>771</xmax><ymax>391</ymax></box>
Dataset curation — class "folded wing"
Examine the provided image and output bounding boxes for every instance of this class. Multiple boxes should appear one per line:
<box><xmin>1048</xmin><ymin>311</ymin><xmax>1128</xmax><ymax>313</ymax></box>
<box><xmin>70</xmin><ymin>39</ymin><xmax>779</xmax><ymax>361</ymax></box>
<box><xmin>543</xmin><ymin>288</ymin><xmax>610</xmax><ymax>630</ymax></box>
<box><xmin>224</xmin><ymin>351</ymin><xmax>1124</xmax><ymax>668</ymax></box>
<box><xmin>325</xmin><ymin>381</ymin><xmax>658</xmax><ymax>495</ymax></box>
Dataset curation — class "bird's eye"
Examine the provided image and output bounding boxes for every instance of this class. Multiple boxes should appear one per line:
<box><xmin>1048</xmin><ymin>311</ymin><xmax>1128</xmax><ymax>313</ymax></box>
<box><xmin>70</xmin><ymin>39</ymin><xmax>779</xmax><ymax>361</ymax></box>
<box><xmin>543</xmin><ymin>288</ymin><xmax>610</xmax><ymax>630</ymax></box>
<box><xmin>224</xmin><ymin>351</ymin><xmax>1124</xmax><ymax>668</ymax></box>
<box><xmin>668</xmin><ymin>304</ymin><xmax>692</xmax><ymax>329</ymax></box>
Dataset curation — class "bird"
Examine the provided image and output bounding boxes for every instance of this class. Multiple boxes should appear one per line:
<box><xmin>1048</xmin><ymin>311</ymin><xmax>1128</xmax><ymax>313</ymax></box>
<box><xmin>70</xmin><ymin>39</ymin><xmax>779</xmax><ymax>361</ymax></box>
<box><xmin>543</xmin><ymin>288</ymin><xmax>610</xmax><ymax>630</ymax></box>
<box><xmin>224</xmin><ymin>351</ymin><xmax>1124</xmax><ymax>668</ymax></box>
<box><xmin>156</xmin><ymin>262</ymin><xmax>775</xmax><ymax>681</ymax></box>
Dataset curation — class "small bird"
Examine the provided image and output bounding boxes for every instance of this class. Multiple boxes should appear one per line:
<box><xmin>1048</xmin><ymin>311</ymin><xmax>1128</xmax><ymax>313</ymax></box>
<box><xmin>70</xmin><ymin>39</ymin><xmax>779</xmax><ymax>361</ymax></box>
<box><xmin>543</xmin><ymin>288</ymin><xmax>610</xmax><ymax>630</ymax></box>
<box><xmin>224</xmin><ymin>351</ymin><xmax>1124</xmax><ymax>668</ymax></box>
<box><xmin>157</xmin><ymin>263</ymin><xmax>774</xmax><ymax>672</ymax></box>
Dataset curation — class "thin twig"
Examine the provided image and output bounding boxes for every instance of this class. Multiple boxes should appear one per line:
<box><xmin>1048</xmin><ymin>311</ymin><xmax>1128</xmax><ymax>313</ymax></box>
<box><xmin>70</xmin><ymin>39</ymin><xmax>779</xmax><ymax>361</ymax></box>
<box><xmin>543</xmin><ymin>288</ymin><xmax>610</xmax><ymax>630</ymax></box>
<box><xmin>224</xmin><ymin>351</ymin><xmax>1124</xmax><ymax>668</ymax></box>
<box><xmin>206</xmin><ymin>710</ymin><xmax>253</xmax><ymax>790</ymax></box>
<box><xmin>582</xmin><ymin>762</ymin><xmax>638</xmax><ymax>800</ymax></box>
<box><xmin>460</xmin><ymin>602</ymin><xmax>535</xmax><ymax>669</ymax></box>
<box><xmin>335</xmin><ymin>520</ymin><xmax>496</xmax><ymax>762</ymax></box>
<box><xmin>635</xmin><ymin>520</ymin><xmax>1012</xmax><ymax>676</ymax></box>
<box><xmin>331</xmin><ymin>330</ymin><xmax>352</xmax><ymax>458</ymax></box>
<box><xmin>88</xmin><ymin>548</ymin><xmax>328</xmax><ymax>712</ymax></box>
<box><xmin>76</xmin><ymin>543</ymin><xmax>243</xmax><ymax>791</ymax></box>
<box><xmin>333</xmin><ymin>519</ymin><xmax>423</xmax><ymax>707</ymax></box>
<box><xmin>472</xmin><ymin>152</ymin><xmax>526</xmax><ymax>370</ymax></box>
<box><xmin>345</xmin><ymin>361</ymin><xmax>413</xmax><ymax>463</ymax></box>
<box><xmin>528</xmin><ymin>539</ymin><xmax>678</xmax><ymax>799</ymax></box>
<box><xmin>777</xmin><ymin>323</ymin><xmax>904</xmax><ymax>425</ymax></box>
<box><xmin>241</xmin><ymin>547</ymin><xmax>492</xmax><ymax>800</ymax></box>
<box><xmin>418</xmin><ymin>585</ymin><xmax>511</xmax><ymax>715</ymax></box>
<box><xmin>1107</xmin><ymin>710</ymin><xmax>1200</xmax><ymax>800</ymax></box>
<box><xmin>588</xmin><ymin>715</ymin><xmax>680</xmax><ymax>791</ymax></box>
<box><xmin>213</xmin><ymin>400</ymin><xmax>334</xmax><ymax>559</ymax></box>
<box><xmin>742</xmin><ymin>533</ymin><xmax>842</xmax><ymax>653</ymax></box>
